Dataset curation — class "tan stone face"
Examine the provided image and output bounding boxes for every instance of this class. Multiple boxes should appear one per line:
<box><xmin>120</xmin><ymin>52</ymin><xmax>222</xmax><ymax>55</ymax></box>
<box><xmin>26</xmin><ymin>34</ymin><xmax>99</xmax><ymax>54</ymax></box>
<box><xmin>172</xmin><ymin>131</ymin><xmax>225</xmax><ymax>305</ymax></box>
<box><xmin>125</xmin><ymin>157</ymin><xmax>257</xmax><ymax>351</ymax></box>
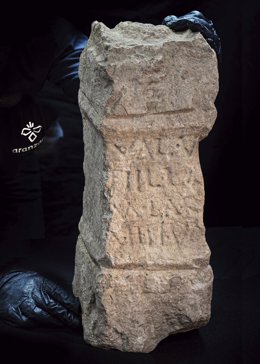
<box><xmin>73</xmin><ymin>21</ymin><xmax>218</xmax><ymax>353</ymax></box>
<box><xmin>104</xmin><ymin>134</ymin><xmax>208</xmax><ymax>268</ymax></box>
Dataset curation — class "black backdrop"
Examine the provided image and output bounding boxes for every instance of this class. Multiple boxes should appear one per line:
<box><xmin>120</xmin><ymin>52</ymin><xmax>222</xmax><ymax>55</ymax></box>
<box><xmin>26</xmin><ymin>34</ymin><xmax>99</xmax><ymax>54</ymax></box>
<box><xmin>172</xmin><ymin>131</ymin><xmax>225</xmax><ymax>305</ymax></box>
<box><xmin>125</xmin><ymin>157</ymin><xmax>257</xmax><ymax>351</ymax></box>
<box><xmin>66</xmin><ymin>0</ymin><xmax>259</xmax><ymax>228</ymax></box>
<box><xmin>45</xmin><ymin>0</ymin><xmax>259</xmax><ymax>227</ymax></box>
<box><xmin>1</xmin><ymin>0</ymin><xmax>259</xmax><ymax>228</ymax></box>
<box><xmin>0</xmin><ymin>2</ymin><xmax>259</xmax><ymax>363</ymax></box>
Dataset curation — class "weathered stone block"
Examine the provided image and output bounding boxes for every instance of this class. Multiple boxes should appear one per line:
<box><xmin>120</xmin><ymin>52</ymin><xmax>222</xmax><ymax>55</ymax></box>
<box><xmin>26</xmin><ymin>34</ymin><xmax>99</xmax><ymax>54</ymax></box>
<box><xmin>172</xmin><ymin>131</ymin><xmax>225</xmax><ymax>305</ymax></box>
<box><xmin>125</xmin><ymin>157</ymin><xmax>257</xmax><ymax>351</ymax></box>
<box><xmin>73</xmin><ymin>21</ymin><xmax>218</xmax><ymax>353</ymax></box>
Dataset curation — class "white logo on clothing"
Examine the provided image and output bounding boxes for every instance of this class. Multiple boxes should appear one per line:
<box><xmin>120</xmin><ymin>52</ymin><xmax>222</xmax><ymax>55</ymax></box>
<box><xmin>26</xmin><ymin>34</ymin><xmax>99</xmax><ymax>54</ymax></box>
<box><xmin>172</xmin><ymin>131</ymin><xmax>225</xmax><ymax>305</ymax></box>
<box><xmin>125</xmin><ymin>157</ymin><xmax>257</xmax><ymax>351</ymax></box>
<box><xmin>21</xmin><ymin>121</ymin><xmax>42</xmax><ymax>143</ymax></box>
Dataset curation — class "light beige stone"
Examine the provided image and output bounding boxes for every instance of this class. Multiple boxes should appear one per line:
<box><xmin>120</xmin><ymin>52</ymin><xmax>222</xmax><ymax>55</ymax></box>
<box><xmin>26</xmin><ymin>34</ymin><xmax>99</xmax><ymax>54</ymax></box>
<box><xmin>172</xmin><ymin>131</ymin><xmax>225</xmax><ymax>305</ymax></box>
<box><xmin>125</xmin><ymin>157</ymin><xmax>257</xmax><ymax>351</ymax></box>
<box><xmin>73</xmin><ymin>21</ymin><xmax>218</xmax><ymax>353</ymax></box>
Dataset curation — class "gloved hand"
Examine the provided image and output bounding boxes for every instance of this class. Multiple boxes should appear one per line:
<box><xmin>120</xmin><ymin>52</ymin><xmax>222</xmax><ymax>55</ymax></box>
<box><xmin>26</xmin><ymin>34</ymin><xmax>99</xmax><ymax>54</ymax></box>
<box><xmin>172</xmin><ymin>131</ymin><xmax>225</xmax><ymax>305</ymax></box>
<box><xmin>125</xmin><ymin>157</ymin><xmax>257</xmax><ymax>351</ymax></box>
<box><xmin>0</xmin><ymin>270</ymin><xmax>81</xmax><ymax>329</ymax></box>
<box><xmin>162</xmin><ymin>10</ymin><xmax>221</xmax><ymax>61</ymax></box>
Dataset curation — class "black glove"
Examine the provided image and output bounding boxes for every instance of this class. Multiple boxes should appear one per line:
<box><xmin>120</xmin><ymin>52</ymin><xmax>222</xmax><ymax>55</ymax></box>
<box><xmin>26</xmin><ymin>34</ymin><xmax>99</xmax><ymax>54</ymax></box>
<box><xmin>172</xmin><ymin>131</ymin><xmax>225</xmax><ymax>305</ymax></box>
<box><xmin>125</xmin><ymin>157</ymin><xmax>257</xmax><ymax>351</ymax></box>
<box><xmin>0</xmin><ymin>270</ymin><xmax>81</xmax><ymax>329</ymax></box>
<box><xmin>162</xmin><ymin>10</ymin><xmax>221</xmax><ymax>61</ymax></box>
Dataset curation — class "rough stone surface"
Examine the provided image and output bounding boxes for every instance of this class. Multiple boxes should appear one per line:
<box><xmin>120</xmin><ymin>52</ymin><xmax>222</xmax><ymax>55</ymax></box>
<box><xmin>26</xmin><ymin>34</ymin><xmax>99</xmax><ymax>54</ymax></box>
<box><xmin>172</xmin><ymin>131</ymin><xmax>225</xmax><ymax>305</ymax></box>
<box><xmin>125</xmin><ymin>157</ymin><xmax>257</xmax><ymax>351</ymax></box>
<box><xmin>73</xmin><ymin>21</ymin><xmax>218</xmax><ymax>353</ymax></box>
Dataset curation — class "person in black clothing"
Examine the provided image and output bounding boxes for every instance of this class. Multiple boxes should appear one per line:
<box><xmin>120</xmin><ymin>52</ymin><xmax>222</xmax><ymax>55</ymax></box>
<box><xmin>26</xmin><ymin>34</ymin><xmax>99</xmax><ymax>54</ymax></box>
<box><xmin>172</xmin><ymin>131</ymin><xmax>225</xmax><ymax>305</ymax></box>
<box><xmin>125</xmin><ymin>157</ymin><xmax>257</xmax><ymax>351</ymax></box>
<box><xmin>0</xmin><ymin>11</ymin><xmax>220</xmax><ymax>329</ymax></box>
<box><xmin>0</xmin><ymin>16</ymin><xmax>88</xmax><ymax>237</ymax></box>
<box><xmin>0</xmin><ymin>16</ymin><xmax>88</xmax><ymax>328</ymax></box>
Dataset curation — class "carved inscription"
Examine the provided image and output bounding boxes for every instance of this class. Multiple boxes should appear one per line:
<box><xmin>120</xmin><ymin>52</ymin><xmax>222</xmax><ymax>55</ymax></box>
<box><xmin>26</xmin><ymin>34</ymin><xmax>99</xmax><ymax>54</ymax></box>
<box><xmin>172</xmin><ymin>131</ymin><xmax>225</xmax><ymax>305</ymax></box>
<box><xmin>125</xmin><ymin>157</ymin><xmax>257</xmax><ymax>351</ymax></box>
<box><xmin>74</xmin><ymin>21</ymin><xmax>218</xmax><ymax>352</ymax></box>
<box><xmin>106</xmin><ymin>136</ymin><xmax>203</xmax><ymax>248</ymax></box>
<box><xmin>110</xmin><ymin>222</ymin><xmax>183</xmax><ymax>248</ymax></box>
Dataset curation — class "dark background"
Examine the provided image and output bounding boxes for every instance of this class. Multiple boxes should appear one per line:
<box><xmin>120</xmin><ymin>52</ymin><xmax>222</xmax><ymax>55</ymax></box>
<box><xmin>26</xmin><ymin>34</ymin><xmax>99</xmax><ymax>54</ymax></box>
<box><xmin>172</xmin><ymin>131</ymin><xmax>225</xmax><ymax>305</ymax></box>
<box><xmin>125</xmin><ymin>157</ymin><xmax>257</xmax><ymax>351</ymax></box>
<box><xmin>0</xmin><ymin>0</ymin><xmax>259</xmax><ymax>363</ymax></box>
<box><xmin>65</xmin><ymin>0</ymin><xmax>259</xmax><ymax>228</ymax></box>
<box><xmin>1</xmin><ymin>0</ymin><xmax>259</xmax><ymax>227</ymax></box>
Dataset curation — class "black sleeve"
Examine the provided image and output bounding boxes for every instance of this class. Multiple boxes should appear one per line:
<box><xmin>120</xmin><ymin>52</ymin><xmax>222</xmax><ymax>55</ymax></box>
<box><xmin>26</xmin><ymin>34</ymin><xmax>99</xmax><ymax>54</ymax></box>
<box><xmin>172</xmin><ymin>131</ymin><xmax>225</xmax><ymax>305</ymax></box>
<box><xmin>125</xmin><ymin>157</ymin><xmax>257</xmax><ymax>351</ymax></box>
<box><xmin>4</xmin><ymin>17</ymin><xmax>88</xmax><ymax>101</ymax></box>
<box><xmin>1</xmin><ymin>17</ymin><xmax>88</xmax><ymax>158</ymax></box>
<box><xmin>6</xmin><ymin>32</ymin><xmax>57</xmax><ymax>96</ymax></box>
<box><xmin>46</xmin><ymin>17</ymin><xmax>88</xmax><ymax>102</ymax></box>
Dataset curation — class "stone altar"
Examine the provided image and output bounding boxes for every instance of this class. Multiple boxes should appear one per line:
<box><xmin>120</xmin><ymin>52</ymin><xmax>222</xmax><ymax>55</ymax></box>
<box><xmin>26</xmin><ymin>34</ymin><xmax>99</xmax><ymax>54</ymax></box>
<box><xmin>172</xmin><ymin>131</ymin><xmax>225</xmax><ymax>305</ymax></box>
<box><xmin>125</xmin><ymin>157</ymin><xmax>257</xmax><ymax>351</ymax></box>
<box><xmin>73</xmin><ymin>21</ymin><xmax>218</xmax><ymax>353</ymax></box>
